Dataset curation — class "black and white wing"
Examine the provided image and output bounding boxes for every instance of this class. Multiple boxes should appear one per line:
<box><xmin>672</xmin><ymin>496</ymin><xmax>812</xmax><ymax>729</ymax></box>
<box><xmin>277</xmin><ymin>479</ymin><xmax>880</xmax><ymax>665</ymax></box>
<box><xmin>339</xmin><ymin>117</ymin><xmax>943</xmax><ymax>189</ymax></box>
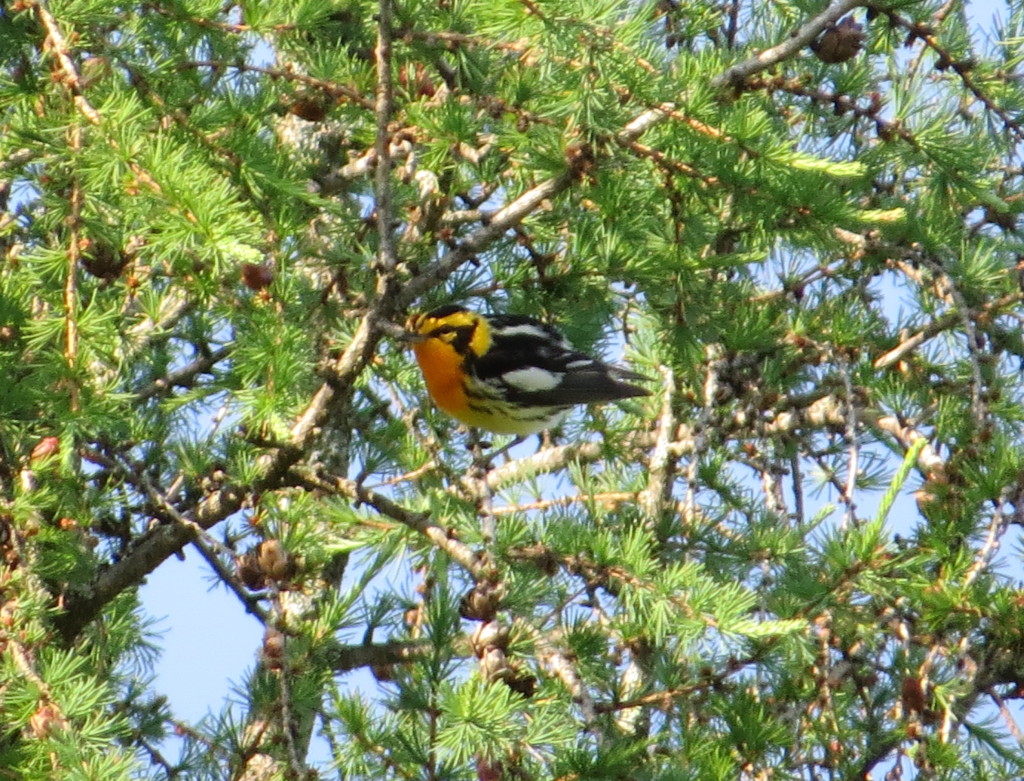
<box><xmin>473</xmin><ymin>315</ymin><xmax>649</xmax><ymax>407</ymax></box>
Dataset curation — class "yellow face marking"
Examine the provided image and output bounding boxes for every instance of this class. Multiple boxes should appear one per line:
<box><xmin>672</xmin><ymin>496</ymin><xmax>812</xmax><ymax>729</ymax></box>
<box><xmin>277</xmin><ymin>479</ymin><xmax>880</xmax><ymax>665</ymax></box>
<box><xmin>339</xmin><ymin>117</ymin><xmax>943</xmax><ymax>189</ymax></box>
<box><xmin>406</xmin><ymin>309</ymin><xmax>491</xmax><ymax>426</ymax></box>
<box><xmin>407</xmin><ymin>311</ymin><xmax>489</xmax><ymax>353</ymax></box>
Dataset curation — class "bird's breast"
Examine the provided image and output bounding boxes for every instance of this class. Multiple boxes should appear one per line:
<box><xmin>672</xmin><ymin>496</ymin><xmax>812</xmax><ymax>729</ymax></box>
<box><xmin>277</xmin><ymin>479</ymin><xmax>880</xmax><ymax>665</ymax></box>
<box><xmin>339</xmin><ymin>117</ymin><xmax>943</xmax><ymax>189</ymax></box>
<box><xmin>412</xmin><ymin>341</ymin><xmax>469</xmax><ymax>415</ymax></box>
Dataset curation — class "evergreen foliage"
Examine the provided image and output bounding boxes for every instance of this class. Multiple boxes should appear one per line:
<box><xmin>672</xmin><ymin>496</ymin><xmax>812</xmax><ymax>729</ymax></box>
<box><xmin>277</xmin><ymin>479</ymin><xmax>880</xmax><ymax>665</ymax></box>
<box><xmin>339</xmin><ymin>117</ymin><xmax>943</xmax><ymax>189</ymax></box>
<box><xmin>2</xmin><ymin>0</ymin><xmax>1024</xmax><ymax>778</ymax></box>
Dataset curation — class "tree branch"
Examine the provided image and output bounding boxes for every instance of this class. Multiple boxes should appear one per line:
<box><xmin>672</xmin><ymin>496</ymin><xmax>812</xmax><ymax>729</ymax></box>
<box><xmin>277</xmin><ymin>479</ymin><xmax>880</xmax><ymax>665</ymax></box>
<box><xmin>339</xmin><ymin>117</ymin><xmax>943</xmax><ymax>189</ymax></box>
<box><xmin>290</xmin><ymin>466</ymin><xmax>487</xmax><ymax>579</ymax></box>
<box><xmin>31</xmin><ymin>0</ymin><xmax>102</xmax><ymax>124</ymax></box>
<box><xmin>710</xmin><ymin>0</ymin><xmax>864</xmax><ymax>91</ymax></box>
<box><xmin>398</xmin><ymin>171</ymin><xmax>575</xmax><ymax>306</ymax></box>
<box><xmin>373</xmin><ymin>0</ymin><xmax>397</xmax><ymax>274</ymax></box>
<box><xmin>326</xmin><ymin>638</ymin><xmax>433</xmax><ymax>672</ymax></box>
<box><xmin>54</xmin><ymin>481</ymin><xmax>250</xmax><ymax>641</ymax></box>
<box><xmin>134</xmin><ymin>346</ymin><xmax>232</xmax><ymax>399</ymax></box>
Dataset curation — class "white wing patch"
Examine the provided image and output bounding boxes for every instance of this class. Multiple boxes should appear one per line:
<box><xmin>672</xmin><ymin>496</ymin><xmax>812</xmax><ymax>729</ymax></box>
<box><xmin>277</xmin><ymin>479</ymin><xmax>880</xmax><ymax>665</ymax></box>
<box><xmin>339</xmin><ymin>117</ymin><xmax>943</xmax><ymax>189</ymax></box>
<box><xmin>501</xmin><ymin>367</ymin><xmax>563</xmax><ymax>392</ymax></box>
<box><xmin>491</xmin><ymin>323</ymin><xmax>558</xmax><ymax>341</ymax></box>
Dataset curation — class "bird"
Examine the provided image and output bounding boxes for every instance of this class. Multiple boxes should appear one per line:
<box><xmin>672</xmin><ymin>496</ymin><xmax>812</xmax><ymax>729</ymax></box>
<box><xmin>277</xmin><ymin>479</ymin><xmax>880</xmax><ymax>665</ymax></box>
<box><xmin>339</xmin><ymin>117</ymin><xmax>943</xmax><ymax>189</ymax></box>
<box><xmin>404</xmin><ymin>305</ymin><xmax>649</xmax><ymax>435</ymax></box>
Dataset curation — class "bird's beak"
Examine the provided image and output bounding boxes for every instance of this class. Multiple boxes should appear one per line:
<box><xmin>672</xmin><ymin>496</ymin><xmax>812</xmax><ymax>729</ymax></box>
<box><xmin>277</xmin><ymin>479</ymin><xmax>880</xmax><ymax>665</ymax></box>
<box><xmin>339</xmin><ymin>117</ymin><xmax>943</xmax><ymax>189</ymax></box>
<box><xmin>398</xmin><ymin>315</ymin><xmax>428</xmax><ymax>344</ymax></box>
<box><xmin>400</xmin><ymin>330</ymin><xmax>426</xmax><ymax>343</ymax></box>
<box><xmin>378</xmin><ymin>320</ymin><xmax>425</xmax><ymax>344</ymax></box>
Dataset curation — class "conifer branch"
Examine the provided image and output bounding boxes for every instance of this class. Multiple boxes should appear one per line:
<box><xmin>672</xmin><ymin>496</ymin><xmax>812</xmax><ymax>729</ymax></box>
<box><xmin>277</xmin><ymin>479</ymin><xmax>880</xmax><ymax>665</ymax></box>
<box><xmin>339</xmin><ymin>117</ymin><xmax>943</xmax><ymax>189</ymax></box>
<box><xmin>136</xmin><ymin>738</ymin><xmax>177</xmax><ymax>777</ymax></box>
<box><xmin>915</xmin><ymin>256</ymin><xmax>987</xmax><ymax>428</ymax></box>
<box><xmin>275</xmin><ymin>653</ymin><xmax>310</xmax><ymax>780</ymax></box>
<box><xmin>492</xmin><ymin>492</ymin><xmax>638</xmax><ymax>516</ymax></box>
<box><xmin>399</xmin><ymin>171</ymin><xmax>575</xmax><ymax>305</ymax></box>
<box><xmin>757</xmin><ymin>451</ymin><xmax>789</xmax><ymax>522</ymax></box>
<box><xmin>326</xmin><ymin>639</ymin><xmax>433</xmax><ymax>671</ymax></box>
<box><xmin>874</xmin><ymin>292</ymin><xmax>1024</xmax><ymax>371</ymax></box>
<box><xmin>0</xmin><ymin>148</ymin><xmax>35</xmax><ymax>172</ymax></box>
<box><xmin>684</xmin><ymin>345</ymin><xmax>724</xmax><ymax>524</ymax></box>
<box><xmin>873</xmin><ymin>313</ymin><xmax>958</xmax><ymax>370</ymax></box>
<box><xmin>30</xmin><ymin>0</ymin><xmax>102</xmax><ymax>124</ymax></box>
<box><xmin>332</xmin><ymin>139</ymin><xmax>413</xmax><ymax>182</ymax></box>
<box><xmin>55</xmin><ymin>201</ymin><xmax>420</xmax><ymax>639</ymax></box>
<box><xmin>148</xmin><ymin>4</ymin><xmax>297</xmax><ymax>34</ymax></box>
<box><xmin>484</xmin><ymin>441</ymin><xmax>606</xmax><ymax>490</ymax></box>
<box><xmin>366</xmin><ymin>459</ymin><xmax>440</xmax><ymax>489</ymax></box>
<box><xmin>179</xmin><ymin>60</ymin><xmax>373</xmax><ymax>109</ymax></box>
<box><xmin>121</xmin><ymin>289</ymin><xmax>192</xmax><ymax>363</ymax></box>
<box><xmin>373</xmin><ymin>0</ymin><xmax>398</xmax><ymax>274</ymax></box>
<box><xmin>537</xmin><ymin>640</ymin><xmax>597</xmax><ymax>727</ymax></box>
<box><xmin>991</xmin><ymin>688</ymin><xmax>1024</xmax><ymax>745</ymax></box>
<box><xmin>54</xmin><ymin>453</ymin><xmax>255</xmax><ymax>641</ymax></box>
<box><xmin>64</xmin><ymin>128</ymin><xmax>82</xmax><ymax>413</ymax></box>
<box><xmin>639</xmin><ymin>367</ymin><xmax>676</xmax><ymax>522</ymax></box>
<box><xmin>837</xmin><ymin>354</ymin><xmax>860</xmax><ymax>529</ymax></box>
<box><xmin>592</xmin><ymin>683</ymin><xmax>707</xmax><ymax>713</ymax></box>
<box><xmin>401</xmin><ymin>97</ymin><xmax>678</xmax><ymax>306</ymax></box>
<box><xmin>962</xmin><ymin>486</ymin><xmax>1018</xmax><ymax>590</ymax></box>
<box><xmin>290</xmin><ymin>466</ymin><xmax>486</xmax><ymax>579</ymax></box>
<box><xmin>134</xmin><ymin>345</ymin><xmax>232</xmax><ymax>399</ymax></box>
<box><xmin>619</xmin><ymin>137</ymin><xmax>717</xmax><ymax>184</ymax></box>
<box><xmin>745</xmin><ymin>75</ymin><xmax>919</xmax><ymax>146</ymax></box>
<box><xmin>881</xmin><ymin>9</ymin><xmax>1024</xmax><ymax>141</ymax></box>
<box><xmin>482</xmin><ymin>382</ymin><xmax>959</xmax><ymax>501</ymax></box>
<box><xmin>9</xmin><ymin>637</ymin><xmax>51</xmax><ymax>698</ymax></box>
<box><xmin>191</xmin><ymin>536</ymin><xmax>270</xmax><ymax>623</ymax></box>
<box><xmin>710</xmin><ymin>0</ymin><xmax>863</xmax><ymax>91</ymax></box>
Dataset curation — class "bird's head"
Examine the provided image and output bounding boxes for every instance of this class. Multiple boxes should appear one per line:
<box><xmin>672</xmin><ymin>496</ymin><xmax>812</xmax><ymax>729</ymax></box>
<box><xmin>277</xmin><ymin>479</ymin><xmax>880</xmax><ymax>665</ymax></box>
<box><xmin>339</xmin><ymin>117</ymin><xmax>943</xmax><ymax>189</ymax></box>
<box><xmin>403</xmin><ymin>305</ymin><xmax>492</xmax><ymax>359</ymax></box>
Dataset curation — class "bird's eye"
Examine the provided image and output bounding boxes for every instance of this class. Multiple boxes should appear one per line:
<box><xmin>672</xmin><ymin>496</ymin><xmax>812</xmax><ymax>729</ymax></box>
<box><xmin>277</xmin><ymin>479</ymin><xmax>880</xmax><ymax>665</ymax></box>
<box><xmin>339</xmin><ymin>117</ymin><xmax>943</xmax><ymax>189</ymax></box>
<box><xmin>433</xmin><ymin>325</ymin><xmax>457</xmax><ymax>336</ymax></box>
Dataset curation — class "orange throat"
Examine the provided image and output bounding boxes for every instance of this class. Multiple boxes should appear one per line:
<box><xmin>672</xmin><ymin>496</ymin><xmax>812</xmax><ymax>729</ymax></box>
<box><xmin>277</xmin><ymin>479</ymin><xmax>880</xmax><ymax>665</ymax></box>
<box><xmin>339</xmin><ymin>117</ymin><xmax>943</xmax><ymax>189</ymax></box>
<box><xmin>412</xmin><ymin>340</ymin><xmax>468</xmax><ymax>417</ymax></box>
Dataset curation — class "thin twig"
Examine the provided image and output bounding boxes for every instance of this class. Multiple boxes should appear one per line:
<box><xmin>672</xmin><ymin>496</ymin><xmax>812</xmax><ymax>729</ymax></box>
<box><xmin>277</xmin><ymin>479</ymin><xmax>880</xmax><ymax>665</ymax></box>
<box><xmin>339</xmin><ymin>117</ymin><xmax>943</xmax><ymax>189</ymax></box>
<box><xmin>537</xmin><ymin>639</ymin><xmax>597</xmax><ymax>730</ymax></box>
<box><xmin>399</xmin><ymin>171</ymin><xmax>575</xmax><ymax>306</ymax></box>
<box><xmin>65</xmin><ymin>126</ymin><xmax>82</xmax><ymax>413</ymax></box>
<box><xmin>274</xmin><ymin>642</ymin><xmax>309</xmax><ymax>780</ymax></box>
<box><xmin>915</xmin><ymin>257</ymin><xmax>986</xmax><ymax>429</ymax></box>
<box><xmin>135</xmin><ymin>346</ymin><xmax>232</xmax><ymax>399</ymax></box>
<box><xmin>837</xmin><ymin>354</ymin><xmax>859</xmax><ymax>529</ymax></box>
<box><xmin>31</xmin><ymin>0</ymin><xmax>102</xmax><ymax>124</ymax></box>
<box><xmin>868</xmin><ymin>414</ymin><xmax>946</xmax><ymax>479</ymax></box>
<box><xmin>991</xmin><ymin>688</ymin><xmax>1024</xmax><ymax>744</ymax></box>
<box><xmin>492</xmin><ymin>491</ymin><xmax>638</xmax><ymax>516</ymax></box>
<box><xmin>374</xmin><ymin>0</ymin><xmax>397</xmax><ymax>274</ymax></box>
<box><xmin>465</xmin><ymin>433</ymin><xmax>498</xmax><ymax>545</ymax></box>
<box><xmin>122</xmin><ymin>284</ymin><xmax>190</xmax><ymax>342</ymax></box>
<box><xmin>290</xmin><ymin>466</ymin><xmax>486</xmax><ymax>579</ymax></box>
<box><xmin>962</xmin><ymin>491</ymin><xmax>1010</xmax><ymax>590</ymax></box>
<box><xmin>486</xmin><ymin>441</ymin><xmax>604</xmax><ymax>490</ymax></box>
<box><xmin>325</xmin><ymin>639</ymin><xmax>432</xmax><ymax>672</ymax></box>
<box><xmin>137</xmin><ymin>738</ymin><xmax>178</xmax><ymax>778</ymax></box>
<box><xmin>790</xmin><ymin>452</ymin><xmax>805</xmax><ymax>525</ymax></box>
<box><xmin>55</xmin><ymin>457</ymin><xmax>251</xmax><ymax>640</ymax></box>
<box><xmin>726</xmin><ymin>0</ymin><xmax>740</xmax><ymax>48</ymax></box>
<box><xmin>874</xmin><ymin>291</ymin><xmax>1024</xmax><ymax>369</ymax></box>
<box><xmin>684</xmin><ymin>345</ymin><xmax>722</xmax><ymax>525</ymax></box>
<box><xmin>639</xmin><ymin>367</ymin><xmax>675</xmax><ymax>526</ymax></box>
<box><xmin>757</xmin><ymin>456</ymin><xmax>788</xmax><ymax>521</ymax></box>
<box><xmin>81</xmin><ymin>448</ymin><xmax>267</xmax><ymax>624</ymax></box>
<box><xmin>365</xmin><ymin>459</ymin><xmax>439</xmax><ymax>489</ymax></box>
<box><xmin>884</xmin><ymin>9</ymin><xmax>1024</xmax><ymax>141</ymax></box>
<box><xmin>180</xmin><ymin>60</ymin><xmax>373</xmax><ymax>109</ymax></box>
<box><xmin>190</xmin><ymin>536</ymin><xmax>270</xmax><ymax>623</ymax></box>
<box><xmin>811</xmin><ymin>451</ymin><xmax>857</xmax><ymax>517</ymax></box>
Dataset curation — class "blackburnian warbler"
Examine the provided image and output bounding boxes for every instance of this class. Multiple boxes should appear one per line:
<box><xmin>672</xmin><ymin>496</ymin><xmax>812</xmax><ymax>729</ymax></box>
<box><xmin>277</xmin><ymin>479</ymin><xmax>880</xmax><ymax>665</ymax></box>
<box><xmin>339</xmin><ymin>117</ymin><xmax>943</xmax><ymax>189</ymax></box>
<box><xmin>404</xmin><ymin>305</ymin><xmax>649</xmax><ymax>435</ymax></box>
